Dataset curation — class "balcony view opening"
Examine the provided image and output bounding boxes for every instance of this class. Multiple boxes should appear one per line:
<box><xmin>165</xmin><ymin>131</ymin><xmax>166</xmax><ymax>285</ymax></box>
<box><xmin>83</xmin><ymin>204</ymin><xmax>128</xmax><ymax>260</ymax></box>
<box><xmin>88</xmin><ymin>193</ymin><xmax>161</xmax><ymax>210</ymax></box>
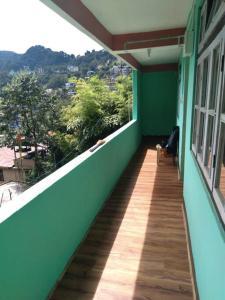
<box><xmin>0</xmin><ymin>0</ymin><xmax>133</xmax><ymax>206</ymax></box>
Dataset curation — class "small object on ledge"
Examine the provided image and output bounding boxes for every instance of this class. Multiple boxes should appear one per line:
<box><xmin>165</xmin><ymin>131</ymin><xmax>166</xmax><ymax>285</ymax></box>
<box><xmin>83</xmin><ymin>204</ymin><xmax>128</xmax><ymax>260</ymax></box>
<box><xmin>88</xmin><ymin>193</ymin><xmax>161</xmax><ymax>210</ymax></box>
<box><xmin>156</xmin><ymin>144</ymin><xmax>162</xmax><ymax>165</ymax></box>
<box><xmin>89</xmin><ymin>140</ymin><xmax>106</xmax><ymax>152</ymax></box>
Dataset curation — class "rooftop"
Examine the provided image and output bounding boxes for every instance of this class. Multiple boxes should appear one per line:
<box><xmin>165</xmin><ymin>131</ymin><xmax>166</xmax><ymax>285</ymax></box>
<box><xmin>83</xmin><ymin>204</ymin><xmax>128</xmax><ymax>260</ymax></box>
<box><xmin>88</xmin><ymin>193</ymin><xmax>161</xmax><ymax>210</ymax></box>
<box><xmin>0</xmin><ymin>147</ymin><xmax>25</xmax><ymax>168</ymax></box>
<box><xmin>0</xmin><ymin>146</ymin><xmax>44</xmax><ymax>168</ymax></box>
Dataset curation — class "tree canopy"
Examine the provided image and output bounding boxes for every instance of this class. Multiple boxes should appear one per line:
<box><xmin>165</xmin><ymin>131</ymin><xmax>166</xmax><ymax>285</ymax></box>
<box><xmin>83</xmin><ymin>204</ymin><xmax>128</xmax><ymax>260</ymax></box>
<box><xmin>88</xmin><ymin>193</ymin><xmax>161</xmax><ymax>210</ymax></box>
<box><xmin>0</xmin><ymin>71</ymin><xmax>63</xmax><ymax>177</ymax></box>
<box><xmin>62</xmin><ymin>75</ymin><xmax>132</xmax><ymax>152</ymax></box>
<box><xmin>0</xmin><ymin>71</ymin><xmax>132</xmax><ymax>184</ymax></box>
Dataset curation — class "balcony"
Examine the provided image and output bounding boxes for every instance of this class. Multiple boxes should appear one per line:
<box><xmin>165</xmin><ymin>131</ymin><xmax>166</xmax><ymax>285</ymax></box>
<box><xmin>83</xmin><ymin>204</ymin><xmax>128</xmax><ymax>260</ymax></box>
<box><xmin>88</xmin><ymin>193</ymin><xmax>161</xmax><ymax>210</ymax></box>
<box><xmin>0</xmin><ymin>120</ymin><xmax>194</xmax><ymax>299</ymax></box>
<box><xmin>50</xmin><ymin>139</ymin><xmax>193</xmax><ymax>300</ymax></box>
<box><xmin>1</xmin><ymin>0</ymin><xmax>225</xmax><ymax>298</ymax></box>
<box><xmin>0</xmin><ymin>120</ymin><xmax>140</xmax><ymax>299</ymax></box>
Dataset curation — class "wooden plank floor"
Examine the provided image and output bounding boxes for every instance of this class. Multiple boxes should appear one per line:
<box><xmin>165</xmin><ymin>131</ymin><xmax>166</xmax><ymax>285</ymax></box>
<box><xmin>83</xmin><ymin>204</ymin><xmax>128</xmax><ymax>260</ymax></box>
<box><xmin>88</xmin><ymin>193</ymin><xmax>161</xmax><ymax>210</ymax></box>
<box><xmin>51</xmin><ymin>142</ymin><xmax>194</xmax><ymax>300</ymax></box>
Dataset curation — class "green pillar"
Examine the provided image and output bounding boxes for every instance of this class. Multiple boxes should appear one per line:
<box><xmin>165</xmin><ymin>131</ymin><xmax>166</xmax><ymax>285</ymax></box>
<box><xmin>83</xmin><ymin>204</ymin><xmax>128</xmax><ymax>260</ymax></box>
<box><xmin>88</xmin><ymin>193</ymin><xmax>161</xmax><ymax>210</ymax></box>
<box><xmin>132</xmin><ymin>70</ymin><xmax>141</xmax><ymax>121</ymax></box>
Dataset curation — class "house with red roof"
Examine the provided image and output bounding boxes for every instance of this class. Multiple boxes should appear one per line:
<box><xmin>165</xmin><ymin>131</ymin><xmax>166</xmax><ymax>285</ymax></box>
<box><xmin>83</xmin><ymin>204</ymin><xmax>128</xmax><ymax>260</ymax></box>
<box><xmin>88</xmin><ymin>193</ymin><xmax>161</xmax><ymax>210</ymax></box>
<box><xmin>0</xmin><ymin>147</ymin><xmax>35</xmax><ymax>183</ymax></box>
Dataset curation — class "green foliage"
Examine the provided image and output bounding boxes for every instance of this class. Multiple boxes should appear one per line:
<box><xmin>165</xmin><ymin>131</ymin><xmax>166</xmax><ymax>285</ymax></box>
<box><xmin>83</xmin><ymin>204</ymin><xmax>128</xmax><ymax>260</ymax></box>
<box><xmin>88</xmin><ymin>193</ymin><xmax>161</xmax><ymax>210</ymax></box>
<box><xmin>1</xmin><ymin>71</ymin><xmax>45</xmax><ymax>146</ymax></box>
<box><xmin>0</xmin><ymin>71</ymin><xmax>64</xmax><ymax>177</ymax></box>
<box><xmin>47</xmin><ymin>132</ymin><xmax>78</xmax><ymax>167</ymax></box>
<box><xmin>0</xmin><ymin>70</ymin><xmax>132</xmax><ymax>184</ymax></box>
<box><xmin>62</xmin><ymin>76</ymin><xmax>132</xmax><ymax>152</ymax></box>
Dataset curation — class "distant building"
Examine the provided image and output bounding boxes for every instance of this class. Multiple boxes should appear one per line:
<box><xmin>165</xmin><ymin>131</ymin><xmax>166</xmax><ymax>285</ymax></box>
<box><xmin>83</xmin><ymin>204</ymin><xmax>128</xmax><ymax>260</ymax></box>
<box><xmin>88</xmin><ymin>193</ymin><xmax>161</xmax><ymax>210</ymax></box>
<box><xmin>67</xmin><ymin>90</ymin><xmax>75</xmax><ymax>95</ymax></box>
<box><xmin>110</xmin><ymin>65</ymin><xmax>131</xmax><ymax>76</ymax></box>
<box><xmin>0</xmin><ymin>146</ymin><xmax>44</xmax><ymax>183</ymax></box>
<box><xmin>121</xmin><ymin>66</ymin><xmax>131</xmax><ymax>75</ymax></box>
<box><xmin>36</xmin><ymin>67</ymin><xmax>45</xmax><ymax>74</ymax></box>
<box><xmin>65</xmin><ymin>82</ymin><xmax>75</xmax><ymax>89</ymax></box>
<box><xmin>67</xmin><ymin>65</ymin><xmax>79</xmax><ymax>72</ymax></box>
<box><xmin>110</xmin><ymin>65</ymin><xmax>120</xmax><ymax>76</ymax></box>
<box><xmin>45</xmin><ymin>89</ymin><xmax>53</xmax><ymax>94</ymax></box>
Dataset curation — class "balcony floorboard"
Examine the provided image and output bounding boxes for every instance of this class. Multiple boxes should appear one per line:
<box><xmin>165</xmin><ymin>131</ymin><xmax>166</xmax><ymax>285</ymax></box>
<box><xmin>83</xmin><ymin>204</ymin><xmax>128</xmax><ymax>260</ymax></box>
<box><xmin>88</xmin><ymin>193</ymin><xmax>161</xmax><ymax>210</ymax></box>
<box><xmin>51</xmin><ymin>141</ymin><xmax>194</xmax><ymax>300</ymax></box>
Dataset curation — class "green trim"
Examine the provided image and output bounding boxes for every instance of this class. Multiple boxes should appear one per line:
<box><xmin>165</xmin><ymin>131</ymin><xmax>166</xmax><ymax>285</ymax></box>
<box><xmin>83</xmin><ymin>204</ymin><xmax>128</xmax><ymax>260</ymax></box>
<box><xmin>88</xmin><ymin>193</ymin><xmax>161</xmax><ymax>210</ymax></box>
<box><xmin>132</xmin><ymin>70</ymin><xmax>141</xmax><ymax>121</ymax></box>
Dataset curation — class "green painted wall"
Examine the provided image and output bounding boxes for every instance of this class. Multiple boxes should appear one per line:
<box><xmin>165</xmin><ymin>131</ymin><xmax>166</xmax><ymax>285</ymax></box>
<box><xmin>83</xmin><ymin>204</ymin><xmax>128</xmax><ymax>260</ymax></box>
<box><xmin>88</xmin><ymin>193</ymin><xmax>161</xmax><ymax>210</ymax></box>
<box><xmin>0</xmin><ymin>121</ymin><xmax>141</xmax><ymax>300</ymax></box>
<box><xmin>141</xmin><ymin>71</ymin><xmax>178</xmax><ymax>136</ymax></box>
<box><xmin>182</xmin><ymin>1</ymin><xmax>225</xmax><ymax>299</ymax></box>
<box><xmin>177</xmin><ymin>57</ymin><xmax>190</xmax><ymax>179</ymax></box>
<box><xmin>132</xmin><ymin>70</ymin><xmax>142</xmax><ymax>121</ymax></box>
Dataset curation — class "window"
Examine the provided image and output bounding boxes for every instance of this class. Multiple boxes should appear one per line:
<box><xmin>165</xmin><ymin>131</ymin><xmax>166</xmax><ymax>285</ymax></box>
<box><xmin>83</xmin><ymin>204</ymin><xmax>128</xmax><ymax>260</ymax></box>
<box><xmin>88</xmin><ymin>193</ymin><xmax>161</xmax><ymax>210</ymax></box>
<box><xmin>0</xmin><ymin>169</ymin><xmax>4</xmax><ymax>181</ymax></box>
<box><xmin>213</xmin><ymin>87</ymin><xmax>225</xmax><ymax>215</ymax></box>
<box><xmin>199</xmin><ymin>0</ymin><xmax>225</xmax><ymax>52</ymax></box>
<box><xmin>207</xmin><ymin>0</ymin><xmax>223</xmax><ymax>27</ymax></box>
<box><xmin>192</xmin><ymin>20</ymin><xmax>225</xmax><ymax>222</ymax></box>
<box><xmin>199</xmin><ymin>1</ymin><xmax>208</xmax><ymax>43</ymax></box>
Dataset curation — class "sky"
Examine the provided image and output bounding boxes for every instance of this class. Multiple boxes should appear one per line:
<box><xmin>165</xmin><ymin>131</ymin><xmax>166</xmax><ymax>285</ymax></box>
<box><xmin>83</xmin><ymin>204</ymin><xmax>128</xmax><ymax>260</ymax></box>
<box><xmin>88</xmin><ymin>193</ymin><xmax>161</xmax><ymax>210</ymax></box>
<box><xmin>0</xmin><ymin>0</ymin><xmax>102</xmax><ymax>55</ymax></box>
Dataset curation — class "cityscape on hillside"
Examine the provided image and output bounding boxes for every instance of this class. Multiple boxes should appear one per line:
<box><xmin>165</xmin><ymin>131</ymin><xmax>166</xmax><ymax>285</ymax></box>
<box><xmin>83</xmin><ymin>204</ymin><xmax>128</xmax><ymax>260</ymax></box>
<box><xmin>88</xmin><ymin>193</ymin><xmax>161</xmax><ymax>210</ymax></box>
<box><xmin>0</xmin><ymin>45</ymin><xmax>131</xmax><ymax>90</ymax></box>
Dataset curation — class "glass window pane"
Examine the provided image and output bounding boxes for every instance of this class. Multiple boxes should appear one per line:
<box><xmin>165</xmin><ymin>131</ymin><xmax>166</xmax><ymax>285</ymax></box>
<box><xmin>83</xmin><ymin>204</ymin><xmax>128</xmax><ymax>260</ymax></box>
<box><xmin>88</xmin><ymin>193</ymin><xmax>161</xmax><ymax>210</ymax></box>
<box><xmin>205</xmin><ymin>115</ymin><xmax>215</xmax><ymax>176</ymax></box>
<box><xmin>209</xmin><ymin>45</ymin><xmax>220</xmax><ymax>110</ymax></box>
<box><xmin>192</xmin><ymin>108</ymin><xmax>199</xmax><ymax>146</ymax></box>
<box><xmin>198</xmin><ymin>112</ymin><xmax>206</xmax><ymax>158</ymax></box>
<box><xmin>201</xmin><ymin>58</ymin><xmax>209</xmax><ymax>107</ymax></box>
<box><xmin>195</xmin><ymin>66</ymin><xmax>201</xmax><ymax>106</ymax></box>
<box><xmin>200</xmin><ymin>14</ymin><xmax>204</xmax><ymax>42</ymax></box>
<box><xmin>207</xmin><ymin>0</ymin><xmax>222</xmax><ymax>27</ymax></box>
<box><xmin>218</xmin><ymin>134</ymin><xmax>225</xmax><ymax>200</ymax></box>
<box><xmin>222</xmin><ymin>90</ymin><xmax>225</xmax><ymax>114</ymax></box>
<box><xmin>200</xmin><ymin>4</ymin><xmax>207</xmax><ymax>42</ymax></box>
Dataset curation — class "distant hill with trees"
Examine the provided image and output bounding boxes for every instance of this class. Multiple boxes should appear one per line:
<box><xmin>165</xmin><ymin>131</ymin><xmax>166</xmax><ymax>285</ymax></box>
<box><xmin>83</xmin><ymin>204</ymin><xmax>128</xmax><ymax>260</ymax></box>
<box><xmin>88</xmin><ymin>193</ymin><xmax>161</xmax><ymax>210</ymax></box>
<box><xmin>0</xmin><ymin>46</ymin><xmax>130</xmax><ymax>93</ymax></box>
<box><xmin>0</xmin><ymin>46</ymin><xmax>124</xmax><ymax>89</ymax></box>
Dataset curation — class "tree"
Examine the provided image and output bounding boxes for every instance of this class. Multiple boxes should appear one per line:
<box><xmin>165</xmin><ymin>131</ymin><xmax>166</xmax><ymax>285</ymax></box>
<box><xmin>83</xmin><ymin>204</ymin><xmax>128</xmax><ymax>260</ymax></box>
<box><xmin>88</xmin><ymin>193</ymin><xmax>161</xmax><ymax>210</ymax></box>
<box><xmin>1</xmin><ymin>71</ymin><xmax>62</xmax><ymax>177</ymax></box>
<box><xmin>114</xmin><ymin>75</ymin><xmax>133</xmax><ymax>123</ymax></box>
<box><xmin>61</xmin><ymin>75</ymin><xmax>132</xmax><ymax>153</ymax></box>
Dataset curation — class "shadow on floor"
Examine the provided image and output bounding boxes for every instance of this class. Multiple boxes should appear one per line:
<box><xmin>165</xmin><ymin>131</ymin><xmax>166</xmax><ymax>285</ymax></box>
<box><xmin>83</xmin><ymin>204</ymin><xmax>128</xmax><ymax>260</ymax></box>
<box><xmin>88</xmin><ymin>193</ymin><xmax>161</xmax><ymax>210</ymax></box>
<box><xmin>132</xmin><ymin>139</ymin><xmax>193</xmax><ymax>300</ymax></box>
<box><xmin>51</xmin><ymin>138</ymin><xmax>193</xmax><ymax>300</ymax></box>
<box><xmin>51</xmin><ymin>143</ymin><xmax>147</xmax><ymax>299</ymax></box>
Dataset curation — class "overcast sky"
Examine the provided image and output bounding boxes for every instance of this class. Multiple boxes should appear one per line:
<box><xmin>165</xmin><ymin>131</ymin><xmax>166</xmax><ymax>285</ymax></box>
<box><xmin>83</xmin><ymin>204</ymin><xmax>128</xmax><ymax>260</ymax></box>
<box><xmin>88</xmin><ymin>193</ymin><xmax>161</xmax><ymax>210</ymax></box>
<box><xmin>0</xmin><ymin>0</ymin><xmax>102</xmax><ymax>55</ymax></box>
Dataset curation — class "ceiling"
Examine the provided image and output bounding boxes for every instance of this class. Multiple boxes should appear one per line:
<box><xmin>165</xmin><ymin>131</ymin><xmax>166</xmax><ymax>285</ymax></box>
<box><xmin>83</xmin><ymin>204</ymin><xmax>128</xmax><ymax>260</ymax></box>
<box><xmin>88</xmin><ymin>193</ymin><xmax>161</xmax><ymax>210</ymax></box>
<box><xmin>81</xmin><ymin>0</ymin><xmax>192</xmax><ymax>34</ymax></box>
<box><xmin>132</xmin><ymin>45</ymin><xmax>182</xmax><ymax>66</ymax></box>
<box><xmin>42</xmin><ymin>0</ymin><xmax>194</xmax><ymax>69</ymax></box>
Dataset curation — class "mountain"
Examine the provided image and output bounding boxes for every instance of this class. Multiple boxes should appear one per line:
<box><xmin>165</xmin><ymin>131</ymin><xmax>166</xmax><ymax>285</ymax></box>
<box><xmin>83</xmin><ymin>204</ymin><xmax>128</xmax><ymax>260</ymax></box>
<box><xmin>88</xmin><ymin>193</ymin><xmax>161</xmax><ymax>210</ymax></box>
<box><xmin>0</xmin><ymin>51</ymin><xmax>21</xmax><ymax>71</ymax></box>
<box><xmin>0</xmin><ymin>46</ymin><xmax>116</xmax><ymax>76</ymax></box>
<box><xmin>0</xmin><ymin>46</ymin><xmax>131</xmax><ymax>90</ymax></box>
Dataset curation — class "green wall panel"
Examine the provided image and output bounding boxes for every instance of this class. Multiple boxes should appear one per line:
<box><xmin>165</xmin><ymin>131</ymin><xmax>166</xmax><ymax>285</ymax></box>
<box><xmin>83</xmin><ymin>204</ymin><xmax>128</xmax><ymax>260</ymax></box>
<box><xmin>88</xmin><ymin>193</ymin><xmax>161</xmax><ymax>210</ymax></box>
<box><xmin>177</xmin><ymin>57</ymin><xmax>190</xmax><ymax>179</ymax></box>
<box><xmin>182</xmin><ymin>1</ymin><xmax>225</xmax><ymax>299</ymax></box>
<box><xmin>0</xmin><ymin>121</ymin><xmax>141</xmax><ymax>300</ymax></box>
<box><xmin>141</xmin><ymin>71</ymin><xmax>178</xmax><ymax>136</ymax></box>
<box><xmin>132</xmin><ymin>70</ymin><xmax>142</xmax><ymax>121</ymax></box>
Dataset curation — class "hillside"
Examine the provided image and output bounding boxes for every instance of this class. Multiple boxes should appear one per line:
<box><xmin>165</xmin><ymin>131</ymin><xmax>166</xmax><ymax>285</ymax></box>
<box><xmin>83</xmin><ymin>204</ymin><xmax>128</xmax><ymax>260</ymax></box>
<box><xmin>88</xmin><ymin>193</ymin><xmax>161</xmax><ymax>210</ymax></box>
<box><xmin>0</xmin><ymin>45</ymin><xmax>126</xmax><ymax>89</ymax></box>
<box><xmin>0</xmin><ymin>45</ymin><xmax>117</xmax><ymax>75</ymax></box>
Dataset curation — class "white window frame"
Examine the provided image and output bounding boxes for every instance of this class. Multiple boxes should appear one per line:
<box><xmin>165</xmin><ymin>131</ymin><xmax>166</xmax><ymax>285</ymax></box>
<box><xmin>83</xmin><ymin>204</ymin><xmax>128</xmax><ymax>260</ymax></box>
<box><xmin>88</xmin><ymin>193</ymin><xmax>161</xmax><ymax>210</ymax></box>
<box><xmin>192</xmin><ymin>24</ymin><xmax>225</xmax><ymax>223</ymax></box>
<box><xmin>199</xmin><ymin>0</ymin><xmax>225</xmax><ymax>53</ymax></box>
<box><xmin>213</xmin><ymin>38</ymin><xmax>225</xmax><ymax>223</ymax></box>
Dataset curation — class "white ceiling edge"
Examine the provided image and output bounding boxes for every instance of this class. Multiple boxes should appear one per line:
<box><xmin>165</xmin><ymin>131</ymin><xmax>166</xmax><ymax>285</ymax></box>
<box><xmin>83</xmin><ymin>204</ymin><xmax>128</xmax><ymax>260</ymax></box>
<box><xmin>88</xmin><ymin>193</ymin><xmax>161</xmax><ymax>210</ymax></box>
<box><xmin>82</xmin><ymin>0</ymin><xmax>193</xmax><ymax>35</ymax></box>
